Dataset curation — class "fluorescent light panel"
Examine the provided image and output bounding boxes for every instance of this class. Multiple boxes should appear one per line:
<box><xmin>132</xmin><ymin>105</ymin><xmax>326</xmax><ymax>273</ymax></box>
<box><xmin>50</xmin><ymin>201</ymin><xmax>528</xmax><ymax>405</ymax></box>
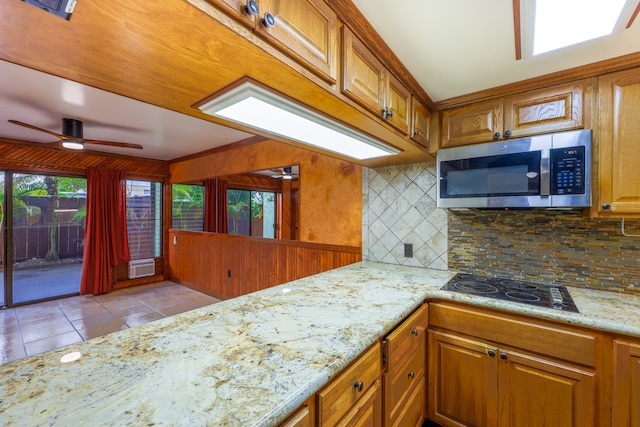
<box><xmin>196</xmin><ymin>81</ymin><xmax>399</xmax><ymax>160</ymax></box>
<box><xmin>533</xmin><ymin>0</ymin><xmax>627</xmax><ymax>55</ymax></box>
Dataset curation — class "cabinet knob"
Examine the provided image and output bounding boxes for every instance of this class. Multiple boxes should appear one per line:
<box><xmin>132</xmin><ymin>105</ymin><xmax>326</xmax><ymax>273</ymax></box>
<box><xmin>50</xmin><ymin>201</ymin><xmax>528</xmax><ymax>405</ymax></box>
<box><xmin>243</xmin><ymin>0</ymin><xmax>258</xmax><ymax>16</ymax></box>
<box><xmin>487</xmin><ymin>349</ymin><xmax>496</xmax><ymax>357</ymax></box>
<box><xmin>353</xmin><ymin>381</ymin><xmax>364</xmax><ymax>392</ymax></box>
<box><xmin>381</xmin><ymin>107</ymin><xmax>389</xmax><ymax>119</ymax></box>
<box><xmin>408</xmin><ymin>371</ymin><xmax>415</xmax><ymax>379</ymax></box>
<box><xmin>504</xmin><ymin>130</ymin><xmax>512</xmax><ymax>137</ymax></box>
<box><xmin>602</xmin><ymin>203</ymin><xmax>611</xmax><ymax>210</ymax></box>
<box><xmin>411</xmin><ymin>329</ymin><xmax>419</xmax><ymax>336</ymax></box>
<box><xmin>413</xmin><ymin>130</ymin><xmax>420</xmax><ymax>136</ymax></box>
<box><xmin>493</xmin><ymin>132</ymin><xmax>501</xmax><ymax>139</ymax></box>
<box><xmin>261</xmin><ymin>12</ymin><xmax>275</xmax><ymax>28</ymax></box>
<box><xmin>500</xmin><ymin>353</ymin><xmax>508</xmax><ymax>360</ymax></box>
<box><xmin>387</xmin><ymin>109</ymin><xmax>393</xmax><ymax>118</ymax></box>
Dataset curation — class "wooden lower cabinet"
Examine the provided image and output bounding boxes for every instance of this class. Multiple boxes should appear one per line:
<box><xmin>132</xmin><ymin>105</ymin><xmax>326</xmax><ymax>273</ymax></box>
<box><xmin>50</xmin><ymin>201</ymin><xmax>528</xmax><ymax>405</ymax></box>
<box><xmin>318</xmin><ymin>342</ymin><xmax>381</xmax><ymax>426</ymax></box>
<box><xmin>383</xmin><ymin>304</ymin><xmax>428</xmax><ymax>426</ymax></box>
<box><xmin>612</xmin><ymin>338</ymin><xmax>640</xmax><ymax>426</ymax></box>
<box><xmin>280</xmin><ymin>403</ymin><xmax>313</xmax><ymax>427</ymax></box>
<box><xmin>429</xmin><ymin>328</ymin><xmax>597</xmax><ymax>427</ymax></box>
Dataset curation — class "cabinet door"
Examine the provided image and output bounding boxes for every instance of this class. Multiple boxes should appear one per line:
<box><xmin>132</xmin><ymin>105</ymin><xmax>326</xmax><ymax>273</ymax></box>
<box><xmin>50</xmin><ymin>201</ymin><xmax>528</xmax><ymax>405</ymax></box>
<box><xmin>612</xmin><ymin>339</ymin><xmax>640</xmax><ymax>426</ymax></box>
<box><xmin>204</xmin><ymin>0</ymin><xmax>257</xmax><ymax>27</ymax></box>
<box><xmin>341</xmin><ymin>27</ymin><xmax>385</xmax><ymax>116</ymax></box>
<box><xmin>503</xmin><ymin>81</ymin><xmax>583</xmax><ymax>139</ymax></box>
<box><xmin>256</xmin><ymin>0</ymin><xmax>338</xmax><ymax>84</ymax></box>
<box><xmin>440</xmin><ymin>99</ymin><xmax>503</xmax><ymax>148</ymax></box>
<box><xmin>385</xmin><ymin>74</ymin><xmax>411</xmax><ymax>134</ymax></box>
<box><xmin>337</xmin><ymin>379</ymin><xmax>382</xmax><ymax>427</ymax></box>
<box><xmin>596</xmin><ymin>69</ymin><xmax>640</xmax><ymax>216</ymax></box>
<box><xmin>411</xmin><ymin>97</ymin><xmax>430</xmax><ymax>148</ymax></box>
<box><xmin>498</xmin><ymin>350</ymin><xmax>596</xmax><ymax>427</ymax></box>
<box><xmin>428</xmin><ymin>330</ymin><xmax>498</xmax><ymax>426</ymax></box>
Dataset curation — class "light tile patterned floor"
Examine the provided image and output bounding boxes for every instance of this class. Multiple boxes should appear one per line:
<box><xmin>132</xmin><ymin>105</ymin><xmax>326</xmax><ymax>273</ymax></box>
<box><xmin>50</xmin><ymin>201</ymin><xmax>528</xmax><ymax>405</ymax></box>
<box><xmin>0</xmin><ymin>282</ymin><xmax>220</xmax><ymax>366</ymax></box>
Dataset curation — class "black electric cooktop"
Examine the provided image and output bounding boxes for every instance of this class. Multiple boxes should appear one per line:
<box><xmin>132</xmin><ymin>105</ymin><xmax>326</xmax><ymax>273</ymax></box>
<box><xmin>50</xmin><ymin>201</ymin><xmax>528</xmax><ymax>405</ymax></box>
<box><xmin>441</xmin><ymin>273</ymin><xmax>579</xmax><ymax>313</ymax></box>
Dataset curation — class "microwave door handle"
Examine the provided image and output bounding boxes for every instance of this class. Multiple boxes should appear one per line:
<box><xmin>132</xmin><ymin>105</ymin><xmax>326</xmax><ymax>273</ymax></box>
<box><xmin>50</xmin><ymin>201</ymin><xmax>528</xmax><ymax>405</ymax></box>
<box><xmin>540</xmin><ymin>149</ymin><xmax>550</xmax><ymax>196</ymax></box>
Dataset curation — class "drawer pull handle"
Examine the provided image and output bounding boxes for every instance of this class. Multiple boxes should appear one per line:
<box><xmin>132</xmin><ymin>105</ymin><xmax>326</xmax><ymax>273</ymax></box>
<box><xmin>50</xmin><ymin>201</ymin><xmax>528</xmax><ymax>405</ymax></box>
<box><xmin>408</xmin><ymin>371</ymin><xmax>415</xmax><ymax>379</ymax></box>
<box><xmin>411</xmin><ymin>329</ymin><xmax>419</xmax><ymax>336</ymax></box>
<box><xmin>354</xmin><ymin>381</ymin><xmax>364</xmax><ymax>392</ymax></box>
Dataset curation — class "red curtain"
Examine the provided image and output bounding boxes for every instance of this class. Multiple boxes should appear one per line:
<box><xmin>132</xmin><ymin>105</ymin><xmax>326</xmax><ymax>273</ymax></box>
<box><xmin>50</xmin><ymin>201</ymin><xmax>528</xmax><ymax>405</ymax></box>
<box><xmin>204</xmin><ymin>178</ymin><xmax>228</xmax><ymax>233</ymax></box>
<box><xmin>80</xmin><ymin>167</ymin><xmax>131</xmax><ymax>295</ymax></box>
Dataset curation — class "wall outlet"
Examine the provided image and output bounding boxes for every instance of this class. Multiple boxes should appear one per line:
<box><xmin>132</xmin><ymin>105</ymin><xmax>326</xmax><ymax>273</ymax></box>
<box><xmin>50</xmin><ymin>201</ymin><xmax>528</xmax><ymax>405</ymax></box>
<box><xmin>404</xmin><ymin>243</ymin><xmax>413</xmax><ymax>258</ymax></box>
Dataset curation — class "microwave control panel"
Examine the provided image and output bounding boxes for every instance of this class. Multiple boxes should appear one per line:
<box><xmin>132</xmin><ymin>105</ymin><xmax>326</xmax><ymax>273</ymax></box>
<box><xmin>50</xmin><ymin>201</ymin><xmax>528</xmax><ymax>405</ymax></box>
<box><xmin>550</xmin><ymin>146</ymin><xmax>585</xmax><ymax>195</ymax></box>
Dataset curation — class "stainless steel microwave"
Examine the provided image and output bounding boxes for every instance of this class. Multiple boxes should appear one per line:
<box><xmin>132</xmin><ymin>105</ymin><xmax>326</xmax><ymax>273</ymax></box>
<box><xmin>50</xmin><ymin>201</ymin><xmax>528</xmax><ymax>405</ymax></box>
<box><xmin>436</xmin><ymin>129</ymin><xmax>591</xmax><ymax>209</ymax></box>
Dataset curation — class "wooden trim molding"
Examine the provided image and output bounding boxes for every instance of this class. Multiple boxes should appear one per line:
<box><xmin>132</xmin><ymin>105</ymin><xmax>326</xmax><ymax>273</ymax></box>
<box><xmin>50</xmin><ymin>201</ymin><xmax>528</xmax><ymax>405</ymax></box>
<box><xmin>434</xmin><ymin>51</ymin><xmax>640</xmax><ymax>110</ymax></box>
<box><xmin>628</xmin><ymin>1</ymin><xmax>640</xmax><ymax>28</ymax></box>
<box><xmin>513</xmin><ymin>0</ymin><xmax>522</xmax><ymax>60</ymax></box>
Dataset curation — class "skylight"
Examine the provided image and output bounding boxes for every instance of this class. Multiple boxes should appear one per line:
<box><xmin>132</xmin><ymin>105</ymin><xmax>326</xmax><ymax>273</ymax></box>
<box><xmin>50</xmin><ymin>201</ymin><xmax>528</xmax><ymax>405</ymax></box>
<box><xmin>533</xmin><ymin>0</ymin><xmax>628</xmax><ymax>55</ymax></box>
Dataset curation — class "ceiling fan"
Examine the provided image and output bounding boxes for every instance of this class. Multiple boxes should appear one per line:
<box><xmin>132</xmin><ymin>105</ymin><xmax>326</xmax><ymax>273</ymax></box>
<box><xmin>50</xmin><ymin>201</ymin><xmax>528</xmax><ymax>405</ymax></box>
<box><xmin>270</xmin><ymin>166</ymin><xmax>294</xmax><ymax>180</ymax></box>
<box><xmin>8</xmin><ymin>118</ymin><xmax>143</xmax><ymax>150</ymax></box>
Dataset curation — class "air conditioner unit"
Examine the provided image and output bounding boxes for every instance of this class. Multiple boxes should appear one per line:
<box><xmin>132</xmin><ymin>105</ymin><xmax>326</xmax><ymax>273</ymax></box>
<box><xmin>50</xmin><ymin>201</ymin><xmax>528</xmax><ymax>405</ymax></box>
<box><xmin>128</xmin><ymin>258</ymin><xmax>155</xmax><ymax>279</ymax></box>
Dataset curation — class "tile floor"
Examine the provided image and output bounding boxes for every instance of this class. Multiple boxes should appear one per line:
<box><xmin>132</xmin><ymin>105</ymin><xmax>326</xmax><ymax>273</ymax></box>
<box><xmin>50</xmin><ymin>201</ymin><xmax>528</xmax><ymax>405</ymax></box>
<box><xmin>0</xmin><ymin>281</ymin><xmax>220</xmax><ymax>366</ymax></box>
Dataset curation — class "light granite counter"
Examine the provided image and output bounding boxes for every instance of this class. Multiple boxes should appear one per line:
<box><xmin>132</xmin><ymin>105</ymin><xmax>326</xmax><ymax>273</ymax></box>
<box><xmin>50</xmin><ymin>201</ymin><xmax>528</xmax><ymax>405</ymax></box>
<box><xmin>1</xmin><ymin>261</ymin><xmax>638</xmax><ymax>426</ymax></box>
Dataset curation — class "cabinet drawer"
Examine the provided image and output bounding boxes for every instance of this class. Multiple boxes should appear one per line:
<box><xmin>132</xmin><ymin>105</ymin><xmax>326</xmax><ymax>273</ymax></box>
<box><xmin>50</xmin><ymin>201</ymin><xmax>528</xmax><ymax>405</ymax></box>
<box><xmin>386</xmin><ymin>304</ymin><xmax>428</xmax><ymax>368</ymax></box>
<box><xmin>318</xmin><ymin>342</ymin><xmax>381</xmax><ymax>426</ymax></box>
<box><xmin>429</xmin><ymin>302</ymin><xmax>597</xmax><ymax>367</ymax></box>
<box><xmin>392</xmin><ymin>376</ymin><xmax>425</xmax><ymax>427</ymax></box>
<box><xmin>385</xmin><ymin>345</ymin><xmax>425</xmax><ymax>424</ymax></box>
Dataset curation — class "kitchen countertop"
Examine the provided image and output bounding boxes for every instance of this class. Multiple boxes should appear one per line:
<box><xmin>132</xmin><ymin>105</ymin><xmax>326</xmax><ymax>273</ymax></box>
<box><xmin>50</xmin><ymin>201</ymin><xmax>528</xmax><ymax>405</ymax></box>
<box><xmin>1</xmin><ymin>261</ymin><xmax>638</xmax><ymax>426</ymax></box>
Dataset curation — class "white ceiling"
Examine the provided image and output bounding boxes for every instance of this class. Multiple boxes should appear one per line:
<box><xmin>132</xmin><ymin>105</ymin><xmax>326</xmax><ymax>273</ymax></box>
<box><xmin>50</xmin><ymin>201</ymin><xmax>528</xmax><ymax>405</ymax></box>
<box><xmin>2</xmin><ymin>1</ymin><xmax>640</xmax><ymax>160</ymax></box>
<box><xmin>352</xmin><ymin>0</ymin><xmax>640</xmax><ymax>101</ymax></box>
<box><xmin>0</xmin><ymin>60</ymin><xmax>252</xmax><ymax>160</ymax></box>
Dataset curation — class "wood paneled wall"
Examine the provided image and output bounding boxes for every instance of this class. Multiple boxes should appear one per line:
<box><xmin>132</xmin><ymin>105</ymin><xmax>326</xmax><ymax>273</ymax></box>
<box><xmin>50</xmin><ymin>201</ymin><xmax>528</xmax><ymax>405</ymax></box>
<box><xmin>168</xmin><ymin>230</ymin><xmax>361</xmax><ymax>299</ymax></box>
<box><xmin>171</xmin><ymin>139</ymin><xmax>363</xmax><ymax>247</ymax></box>
<box><xmin>0</xmin><ymin>138</ymin><xmax>169</xmax><ymax>179</ymax></box>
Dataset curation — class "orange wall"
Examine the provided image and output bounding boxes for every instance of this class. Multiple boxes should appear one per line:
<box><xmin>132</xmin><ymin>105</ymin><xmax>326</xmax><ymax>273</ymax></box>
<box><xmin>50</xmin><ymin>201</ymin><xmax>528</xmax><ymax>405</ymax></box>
<box><xmin>170</xmin><ymin>140</ymin><xmax>362</xmax><ymax>247</ymax></box>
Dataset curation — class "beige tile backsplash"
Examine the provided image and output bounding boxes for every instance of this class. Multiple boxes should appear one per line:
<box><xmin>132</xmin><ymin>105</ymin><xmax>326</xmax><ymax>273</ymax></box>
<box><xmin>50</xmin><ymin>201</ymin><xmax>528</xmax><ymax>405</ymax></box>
<box><xmin>363</xmin><ymin>162</ymin><xmax>448</xmax><ymax>270</ymax></box>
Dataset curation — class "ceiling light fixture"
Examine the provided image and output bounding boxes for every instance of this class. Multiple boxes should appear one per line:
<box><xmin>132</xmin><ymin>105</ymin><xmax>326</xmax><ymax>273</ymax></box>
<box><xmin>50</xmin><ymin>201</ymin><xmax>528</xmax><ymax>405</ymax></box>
<box><xmin>194</xmin><ymin>78</ymin><xmax>400</xmax><ymax>160</ymax></box>
<box><xmin>61</xmin><ymin>140</ymin><xmax>84</xmax><ymax>150</ymax></box>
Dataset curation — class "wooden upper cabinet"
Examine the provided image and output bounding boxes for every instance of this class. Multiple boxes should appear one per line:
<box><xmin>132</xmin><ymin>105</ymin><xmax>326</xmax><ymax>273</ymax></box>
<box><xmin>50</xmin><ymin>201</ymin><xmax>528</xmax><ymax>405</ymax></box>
<box><xmin>341</xmin><ymin>26</ymin><xmax>386</xmax><ymax>116</ymax></box>
<box><xmin>595</xmin><ymin>68</ymin><xmax>640</xmax><ymax>217</ymax></box>
<box><xmin>410</xmin><ymin>97</ymin><xmax>430</xmax><ymax>148</ymax></box>
<box><xmin>342</xmin><ymin>27</ymin><xmax>411</xmax><ymax>135</ymax></box>
<box><xmin>254</xmin><ymin>0</ymin><xmax>338</xmax><ymax>84</ymax></box>
<box><xmin>205</xmin><ymin>0</ymin><xmax>257</xmax><ymax>27</ymax></box>
<box><xmin>385</xmin><ymin>74</ymin><xmax>411</xmax><ymax>134</ymax></box>
<box><xmin>440</xmin><ymin>99</ymin><xmax>503</xmax><ymax>148</ymax></box>
<box><xmin>440</xmin><ymin>81</ymin><xmax>584</xmax><ymax>148</ymax></box>
<box><xmin>504</xmin><ymin>81</ymin><xmax>583</xmax><ymax>138</ymax></box>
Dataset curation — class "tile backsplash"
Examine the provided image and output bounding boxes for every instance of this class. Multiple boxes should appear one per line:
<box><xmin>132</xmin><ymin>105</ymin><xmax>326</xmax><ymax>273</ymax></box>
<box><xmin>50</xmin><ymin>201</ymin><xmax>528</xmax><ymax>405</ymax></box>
<box><xmin>362</xmin><ymin>162</ymin><xmax>448</xmax><ymax>270</ymax></box>
<box><xmin>449</xmin><ymin>209</ymin><xmax>640</xmax><ymax>294</ymax></box>
<box><xmin>363</xmin><ymin>161</ymin><xmax>640</xmax><ymax>294</ymax></box>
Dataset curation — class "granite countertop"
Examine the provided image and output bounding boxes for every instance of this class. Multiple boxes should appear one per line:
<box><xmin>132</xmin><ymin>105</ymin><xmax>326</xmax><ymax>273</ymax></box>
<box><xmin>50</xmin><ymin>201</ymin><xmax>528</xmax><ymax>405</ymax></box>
<box><xmin>1</xmin><ymin>261</ymin><xmax>638</xmax><ymax>426</ymax></box>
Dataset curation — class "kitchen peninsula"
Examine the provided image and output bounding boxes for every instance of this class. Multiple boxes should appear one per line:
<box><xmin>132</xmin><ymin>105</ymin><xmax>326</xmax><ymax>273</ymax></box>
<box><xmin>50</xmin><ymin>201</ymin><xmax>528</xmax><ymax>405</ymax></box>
<box><xmin>0</xmin><ymin>262</ymin><xmax>638</xmax><ymax>426</ymax></box>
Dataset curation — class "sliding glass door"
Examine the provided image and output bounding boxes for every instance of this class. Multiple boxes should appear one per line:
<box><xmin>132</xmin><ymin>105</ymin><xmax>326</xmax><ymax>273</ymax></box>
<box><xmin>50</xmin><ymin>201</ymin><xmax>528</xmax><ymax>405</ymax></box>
<box><xmin>5</xmin><ymin>173</ymin><xmax>86</xmax><ymax>305</ymax></box>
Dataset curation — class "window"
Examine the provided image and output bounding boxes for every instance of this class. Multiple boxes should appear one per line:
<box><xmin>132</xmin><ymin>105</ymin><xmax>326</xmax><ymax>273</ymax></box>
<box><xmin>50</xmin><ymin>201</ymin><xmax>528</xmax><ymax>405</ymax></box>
<box><xmin>532</xmin><ymin>0</ymin><xmax>628</xmax><ymax>55</ymax></box>
<box><xmin>126</xmin><ymin>180</ymin><xmax>162</xmax><ymax>260</ymax></box>
<box><xmin>227</xmin><ymin>189</ymin><xmax>276</xmax><ymax>238</ymax></box>
<box><xmin>171</xmin><ymin>184</ymin><xmax>204</xmax><ymax>231</ymax></box>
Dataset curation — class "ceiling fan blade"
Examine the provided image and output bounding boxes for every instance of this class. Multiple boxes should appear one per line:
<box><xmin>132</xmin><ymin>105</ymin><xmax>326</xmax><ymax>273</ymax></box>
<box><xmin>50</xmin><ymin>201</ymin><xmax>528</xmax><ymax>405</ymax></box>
<box><xmin>83</xmin><ymin>139</ymin><xmax>143</xmax><ymax>149</ymax></box>
<box><xmin>8</xmin><ymin>120</ymin><xmax>65</xmax><ymax>140</ymax></box>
